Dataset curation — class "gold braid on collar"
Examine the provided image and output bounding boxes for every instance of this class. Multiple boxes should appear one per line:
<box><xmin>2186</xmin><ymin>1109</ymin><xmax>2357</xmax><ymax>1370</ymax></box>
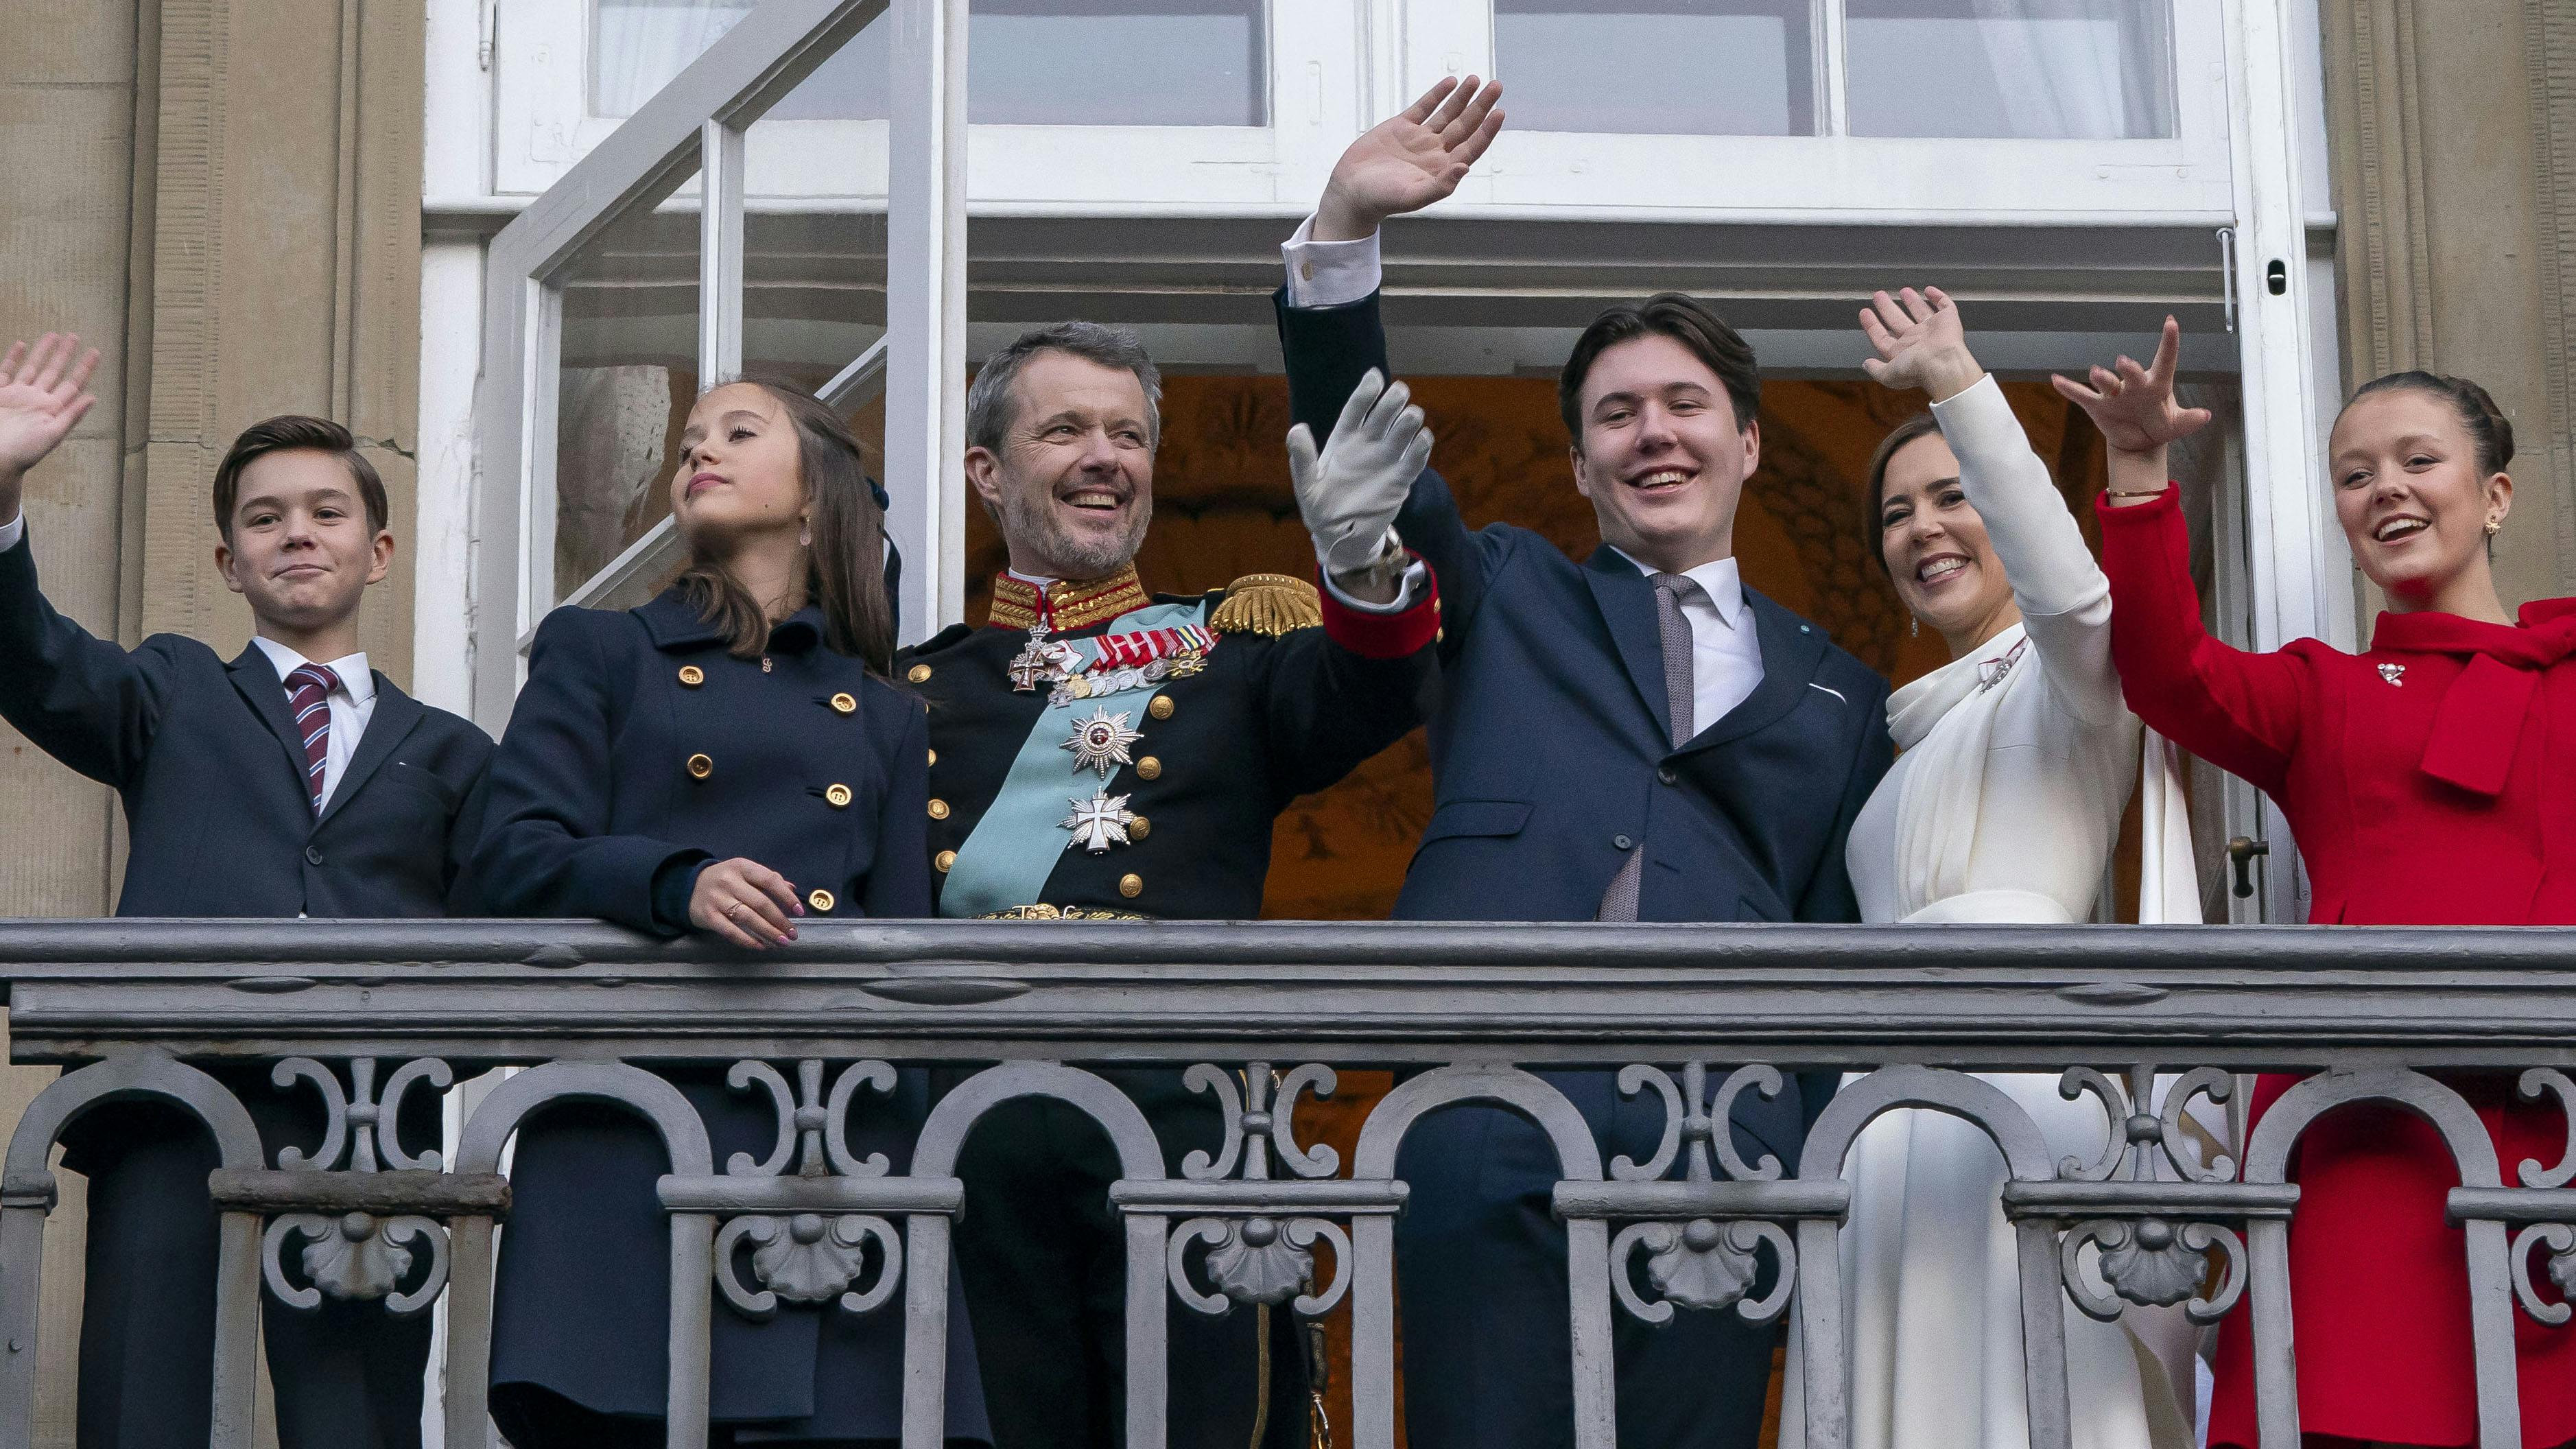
<box><xmin>987</xmin><ymin>565</ymin><xmax>1150</xmax><ymax>633</ymax></box>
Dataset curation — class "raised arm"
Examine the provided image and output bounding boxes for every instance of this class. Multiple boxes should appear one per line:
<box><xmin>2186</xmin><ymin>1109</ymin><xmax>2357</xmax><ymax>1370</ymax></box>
<box><xmin>2053</xmin><ymin>321</ymin><xmax>2307</xmax><ymax>792</ymax></box>
<box><xmin>0</xmin><ymin>333</ymin><xmax>174</xmax><ymax>788</ymax></box>
<box><xmin>1862</xmin><ymin>287</ymin><xmax>2123</xmax><ymax>724</ymax></box>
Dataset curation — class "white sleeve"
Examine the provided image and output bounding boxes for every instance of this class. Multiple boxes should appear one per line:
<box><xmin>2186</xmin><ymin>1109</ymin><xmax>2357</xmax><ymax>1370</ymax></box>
<box><xmin>1320</xmin><ymin>557</ymin><xmax>1430</xmax><ymax>615</ymax></box>
<box><xmin>1929</xmin><ymin>375</ymin><xmax>2123</xmax><ymax>725</ymax></box>
<box><xmin>0</xmin><ymin>511</ymin><xmax>23</xmax><ymax>555</ymax></box>
<box><xmin>1281</xmin><ymin>215</ymin><xmax>1385</xmax><ymax>309</ymax></box>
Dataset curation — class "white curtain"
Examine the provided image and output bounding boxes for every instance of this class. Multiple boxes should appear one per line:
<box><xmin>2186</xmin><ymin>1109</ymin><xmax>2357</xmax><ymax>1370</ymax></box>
<box><xmin>1849</xmin><ymin>0</ymin><xmax>2175</xmax><ymax>140</ymax></box>
<box><xmin>594</xmin><ymin>0</ymin><xmax>751</xmax><ymax>118</ymax></box>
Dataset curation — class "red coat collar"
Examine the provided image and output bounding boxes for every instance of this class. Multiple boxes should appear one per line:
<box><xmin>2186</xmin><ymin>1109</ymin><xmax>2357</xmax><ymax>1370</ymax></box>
<box><xmin>2372</xmin><ymin>597</ymin><xmax>2576</xmax><ymax>670</ymax></box>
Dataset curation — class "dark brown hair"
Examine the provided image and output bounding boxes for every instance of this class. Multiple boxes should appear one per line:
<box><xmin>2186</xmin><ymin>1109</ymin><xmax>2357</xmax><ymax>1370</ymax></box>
<box><xmin>1862</xmin><ymin>413</ymin><xmax>1946</xmax><ymax>579</ymax></box>
<box><xmin>675</xmin><ymin>379</ymin><xmax>897</xmax><ymax>674</ymax></box>
<box><xmin>1558</xmin><ymin>292</ymin><xmax>1762</xmax><ymax>447</ymax></box>
<box><xmin>2345</xmin><ymin>370</ymin><xmax>2516</xmax><ymax>476</ymax></box>
<box><xmin>211</xmin><ymin>415</ymin><xmax>389</xmax><ymax>543</ymax></box>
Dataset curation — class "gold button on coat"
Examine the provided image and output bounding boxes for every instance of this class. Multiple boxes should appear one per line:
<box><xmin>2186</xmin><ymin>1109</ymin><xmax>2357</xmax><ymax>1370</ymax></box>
<box><xmin>1129</xmin><ymin>816</ymin><xmax>1150</xmax><ymax>840</ymax></box>
<box><xmin>825</xmin><ymin>784</ymin><xmax>853</xmax><ymax>808</ymax></box>
<box><xmin>686</xmin><ymin>753</ymin><xmax>714</xmax><ymax>779</ymax></box>
<box><xmin>807</xmin><ymin>888</ymin><xmax>836</xmax><ymax>912</ymax></box>
<box><xmin>677</xmin><ymin>665</ymin><xmax>705</xmax><ymax>687</ymax></box>
<box><xmin>907</xmin><ymin>664</ymin><xmax>933</xmax><ymax>683</ymax></box>
<box><xmin>829</xmin><ymin>692</ymin><xmax>857</xmax><ymax>715</ymax></box>
<box><xmin>927</xmin><ymin>748</ymin><xmax>938</xmax><ymax>766</ymax></box>
<box><xmin>1118</xmin><ymin>873</ymin><xmax>1144</xmax><ymax>899</ymax></box>
<box><xmin>934</xmin><ymin>849</ymin><xmax>957</xmax><ymax>873</ymax></box>
<box><xmin>1148</xmin><ymin>696</ymin><xmax>1175</xmax><ymax>720</ymax></box>
<box><xmin>928</xmin><ymin>799</ymin><xmax>950</xmax><ymax>820</ymax></box>
<box><xmin>1135</xmin><ymin>756</ymin><xmax>1162</xmax><ymax>780</ymax></box>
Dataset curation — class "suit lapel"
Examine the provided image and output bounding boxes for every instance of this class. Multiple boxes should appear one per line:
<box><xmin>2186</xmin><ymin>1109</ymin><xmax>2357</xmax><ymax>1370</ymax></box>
<box><xmin>1673</xmin><ymin>589</ymin><xmax>1829</xmax><ymax>756</ymax></box>
<box><xmin>226</xmin><ymin>645</ymin><xmax>318</xmax><ymax>796</ymax></box>
<box><xmin>318</xmin><ymin>676</ymin><xmax>423</xmax><ymax>826</ymax></box>
<box><xmin>1580</xmin><ymin>549</ymin><xmax>1673</xmax><ymax>740</ymax></box>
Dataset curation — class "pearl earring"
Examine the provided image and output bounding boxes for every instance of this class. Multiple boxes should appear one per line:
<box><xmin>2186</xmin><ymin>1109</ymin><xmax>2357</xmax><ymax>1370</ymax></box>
<box><xmin>1910</xmin><ymin>616</ymin><xmax>1919</xmax><ymax>638</ymax></box>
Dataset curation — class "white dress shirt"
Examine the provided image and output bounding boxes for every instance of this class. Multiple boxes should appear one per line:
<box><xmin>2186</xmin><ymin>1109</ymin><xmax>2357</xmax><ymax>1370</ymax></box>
<box><xmin>0</xmin><ymin>510</ymin><xmax>24</xmax><ymax>556</ymax></box>
<box><xmin>1281</xmin><ymin>217</ymin><xmax>1386</xmax><ymax>309</ymax></box>
<box><xmin>1604</xmin><ymin>549</ymin><xmax>1765</xmax><ymax>738</ymax></box>
<box><xmin>249</xmin><ymin>635</ymin><xmax>377</xmax><ymax>810</ymax></box>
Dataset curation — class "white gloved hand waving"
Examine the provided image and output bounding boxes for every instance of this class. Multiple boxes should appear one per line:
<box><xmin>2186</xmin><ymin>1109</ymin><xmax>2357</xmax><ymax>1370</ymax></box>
<box><xmin>1287</xmin><ymin>368</ymin><xmax>1432</xmax><ymax>593</ymax></box>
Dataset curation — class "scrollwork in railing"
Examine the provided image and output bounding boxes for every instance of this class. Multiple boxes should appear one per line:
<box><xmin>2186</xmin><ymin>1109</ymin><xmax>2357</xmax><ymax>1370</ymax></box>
<box><xmin>1599</xmin><ymin>1061</ymin><xmax>1797</xmax><ymax>1325</ymax></box>
<box><xmin>1166</xmin><ymin>1061</ymin><xmax>1354</xmax><ymax>1317</ymax></box>
<box><xmin>711</xmin><ymin>1059</ymin><xmax>905</xmax><ymax>1319</ymax></box>
<box><xmin>263</xmin><ymin>1057</ymin><xmax>454</xmax><ymax>1315</ymax></box>
<box><xmin>2049</xmin><ymin>1065</ymin><xmax>2247</xmax><ymax>1324</ymax></box>
<box><xmin>2494</xmin><ymin>1069</ymin><xmax>2576</xmax><ymax>1327</ymax></box>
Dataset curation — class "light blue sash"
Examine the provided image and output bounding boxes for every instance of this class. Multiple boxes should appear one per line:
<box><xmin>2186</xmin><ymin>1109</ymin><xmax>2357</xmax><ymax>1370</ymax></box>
<box><xmin>938</xmin><ymin>601</ymin><xmax>1207</xmax><ymax>917</ymax></box>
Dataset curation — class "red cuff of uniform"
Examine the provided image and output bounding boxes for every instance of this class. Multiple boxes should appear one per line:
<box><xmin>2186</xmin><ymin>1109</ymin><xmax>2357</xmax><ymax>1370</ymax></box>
<box><xmin>1317</xmin><ymin>552</ymin><xmax>1441</xmax><ymax>659</ymax></box>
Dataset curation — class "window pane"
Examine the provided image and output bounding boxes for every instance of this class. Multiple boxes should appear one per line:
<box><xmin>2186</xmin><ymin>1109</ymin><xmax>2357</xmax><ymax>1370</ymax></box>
<box><xmin>554</xmin><ymin>197</ymin><xmax>698</xmax><ymax>605</ymax></box>
<box><xmin>594</xmin><ymin>0</ymin><xmax>1266</xmax><ymax>126</ymax></box>
<box><xmin>1845</xmin><ymin>0</ymin><xmax>2176</xmax><ymax>139</ymax></box>
<box><xmin>1493</xmin><ymin>1</ymin><xmax>1815</xmax><ymax>136</ymax></box>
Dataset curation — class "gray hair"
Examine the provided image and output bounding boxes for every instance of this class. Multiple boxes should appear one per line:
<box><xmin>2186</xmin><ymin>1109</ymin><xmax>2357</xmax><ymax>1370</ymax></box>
<box><xmin>965</xmin><ymin>322</ymin><xmax>1163</xmax><ymax>454</ymax></box>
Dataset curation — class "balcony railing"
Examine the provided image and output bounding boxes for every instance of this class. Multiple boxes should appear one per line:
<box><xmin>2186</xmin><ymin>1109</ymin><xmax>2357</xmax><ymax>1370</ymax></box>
<box><xmin>0</xmin><ymin>919</ymin><xmax>2568</xmax><ymax>1449</ymax></box>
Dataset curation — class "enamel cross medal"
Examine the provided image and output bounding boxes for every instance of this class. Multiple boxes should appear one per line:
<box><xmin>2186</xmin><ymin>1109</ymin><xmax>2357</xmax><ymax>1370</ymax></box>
<box><xmin>1006</xmin><ymin>622</ymin><xmax>1081</xmax><ymax>692</ymax></box>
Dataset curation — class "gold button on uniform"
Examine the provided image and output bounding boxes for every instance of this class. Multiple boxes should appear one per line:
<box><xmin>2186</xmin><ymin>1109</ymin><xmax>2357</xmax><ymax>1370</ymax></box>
<box><xmin>829</xmin><ymin>692</ymin><xmax>857</xmax><ymax>715</ymax></box>
<box><xmin>825</xmin><ymin>784</ymin><xmax>853</xmax><ymax>808</ymax></box>
<box><xmin>1135</xmin><ymin>756</ymin><xmax>1162</xmax><ymax>781</ymax></box>
<box><xmin>934</xmin><ymin>849</ymin><xmax>957</xmax><ymax>873</ymax></box>
<box><xmin>807</xmin><ymin>888</ymin><xmax>836</xmax><ymax>912</ymax></box>
<box><xmin>907</xmin><ymin>664</ymin><xmax>933</xmax><ymax>684</ymax></box>
<box><xmin>686</xmin><ymin>753</ymin><xmax>714</xmax><ymax>779</ymax></box>
<box><xmin>927</xmin><ymin>749</ymin><xmax>937</xmax><ymax>766</ymax></box>
<box><xmin>1435</xmin><ymin>627</ymin><xmax>1445</xmax><ymax>644</ymax></box>
<box><xmin>677</xmin><ymin>665</ymin><xmax>705</xmax><ymax>687</ymax></box>
<box><xmin>928</xmin><ymin>799</ymin><xmax>950</xmax><ymax>820</ymax></box>
<box><xmin>1118</xmin><ymin>873</ymin><xmax>1144</xmax><ymax>899</ymax></box>
<box><xmin>1129</xmin><ymin>816</ymin><xmax>1150</xmax><ymax>840</ymax></box>
<box><xmin>1148</xmin><ymin>696</ymin><xmax>1175</xmax><ymax>720</ymax></box>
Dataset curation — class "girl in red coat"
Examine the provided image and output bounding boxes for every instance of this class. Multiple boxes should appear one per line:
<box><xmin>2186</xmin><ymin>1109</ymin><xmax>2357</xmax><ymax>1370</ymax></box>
<box><xmin>2055</xmin><ymin>321</ymin><xmax>2576</xmax><ymax>1448</ymax></box>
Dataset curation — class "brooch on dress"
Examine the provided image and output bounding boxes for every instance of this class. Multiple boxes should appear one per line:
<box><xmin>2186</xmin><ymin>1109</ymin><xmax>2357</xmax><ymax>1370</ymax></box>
<box><xmin>2378</xmin><ymin>663</ymin><xmax>2406</xmax><ymax>687</ymax></box>
<box><xmin>1976</xmin><ymin>638</ymin><xmax>2031</xmax><ymax>693</ymax></box>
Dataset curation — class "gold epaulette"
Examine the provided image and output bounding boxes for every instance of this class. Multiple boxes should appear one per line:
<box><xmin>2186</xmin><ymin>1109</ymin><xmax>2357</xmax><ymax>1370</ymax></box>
<box><xmin>1209</xmin><ymin>573</ymin><xmax>1323</xmax><ymax>637</ymax></box>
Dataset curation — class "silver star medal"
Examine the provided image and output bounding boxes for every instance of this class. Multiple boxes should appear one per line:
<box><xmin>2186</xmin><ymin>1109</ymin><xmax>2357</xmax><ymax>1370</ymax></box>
<box><xmin>1062</xmin><ymin>790</ymin><xmax>1137</xmax><ymax>853</ymax></box>
<box><xmin>1062</xmin><ymin>706</ymin><xmax>1144</xmax><ymax>778</ymax></box>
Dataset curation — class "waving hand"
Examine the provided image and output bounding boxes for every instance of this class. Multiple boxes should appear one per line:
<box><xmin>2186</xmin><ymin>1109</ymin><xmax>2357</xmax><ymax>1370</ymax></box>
<box><xmin>1316</xmin><ymin>78</ymin><xmax>1506</xmax><ymax>242</ymax></box>
<box><xmin>0</xmin><ymin>335</ymin><xmax>101</xmax><ymax>522</ymax></box>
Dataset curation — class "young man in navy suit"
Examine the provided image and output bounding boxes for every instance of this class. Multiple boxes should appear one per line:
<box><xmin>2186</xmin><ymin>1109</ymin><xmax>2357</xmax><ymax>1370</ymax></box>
<box><xmin>1270</xmin><ymin>84</ymin><xmax>1895</xmax><ymax>1449</ymax></box>
<box><xmin>0</xmin><ymin>333</ymin><xmax>491</xmax><ymax>1449</ymax></box>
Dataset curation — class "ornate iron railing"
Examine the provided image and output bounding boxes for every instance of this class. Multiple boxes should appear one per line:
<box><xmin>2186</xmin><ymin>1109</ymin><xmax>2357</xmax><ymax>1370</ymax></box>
<box><xmin>0</xmin><ymin>919</ymin><xmax>2570</xmax><ymax>1449</ymax></box>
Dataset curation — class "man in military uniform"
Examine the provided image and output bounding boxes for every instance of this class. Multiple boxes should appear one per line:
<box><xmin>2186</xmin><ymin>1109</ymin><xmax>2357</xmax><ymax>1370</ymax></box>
<box><xmin>900</xmin><ymin>321</ymin><xmax>1439</xmax><ymax>1449</ymax></box>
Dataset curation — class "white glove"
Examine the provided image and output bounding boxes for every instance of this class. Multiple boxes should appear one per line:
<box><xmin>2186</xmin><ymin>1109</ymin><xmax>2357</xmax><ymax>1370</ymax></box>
<box><xmin>1286</xmin><ymin>368</ymin><xmax>1432</xmax><ymax>588</ymax></box>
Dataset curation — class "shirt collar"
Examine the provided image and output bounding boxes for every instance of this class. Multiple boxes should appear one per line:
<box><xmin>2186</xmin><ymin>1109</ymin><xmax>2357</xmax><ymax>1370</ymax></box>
<box><xmin>249</xmin><ymin>635</ymin><xmax>375</xmax><ymax>704</ymax></box>
<box><xmin>1607</xmin><ymin>547</ymin><xmax>1749</xmax><ymax>631</ymax></box>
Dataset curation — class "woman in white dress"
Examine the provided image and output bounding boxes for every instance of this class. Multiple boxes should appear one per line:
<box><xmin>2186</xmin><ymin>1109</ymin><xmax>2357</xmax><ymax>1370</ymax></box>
<box><xmin>1801</xmin><ymin>287</ymin><xmax>2202</xmax><ymax>1449</ymax></box>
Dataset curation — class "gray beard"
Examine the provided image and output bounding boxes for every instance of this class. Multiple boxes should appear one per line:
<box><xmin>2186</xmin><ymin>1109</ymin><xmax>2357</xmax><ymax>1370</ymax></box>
<box><xmin>996</xmin><ymin>484</ymin><xmax>1150</xmax><ymax>580</ymax></box>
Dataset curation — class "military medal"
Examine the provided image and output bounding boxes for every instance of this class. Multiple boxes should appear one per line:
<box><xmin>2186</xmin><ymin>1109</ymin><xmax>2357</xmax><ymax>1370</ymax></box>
<box><xmin>1062</xmin><ymin>707</ymin><xmax>1144</xmax><ymax>778</ymax></box>
<box><xmin>1006</xmin><ymin>623</ymin><xmax>1083</xmax><ymax>693</ymax></box>
<box><xmin>1062</xmin><ymin>790</ymin><xmax>1137</xmax><ymax>853</ymax></box>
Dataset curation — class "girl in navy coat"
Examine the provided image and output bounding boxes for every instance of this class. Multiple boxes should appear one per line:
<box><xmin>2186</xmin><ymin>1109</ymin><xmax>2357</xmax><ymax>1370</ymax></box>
<box><xmin>475</xmin><ymin>379</ymin><xmax>988</xmax><ymax>1446</ymax></box>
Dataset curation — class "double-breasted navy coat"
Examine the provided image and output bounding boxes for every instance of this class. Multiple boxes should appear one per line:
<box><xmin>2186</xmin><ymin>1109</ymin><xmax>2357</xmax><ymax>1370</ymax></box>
<box><xmin>1275</xmin><ymin>289</ymin><xmax>1893</xmax><ymax>1449</ymax></box>
<box><xmin>473</xmin><ymin>587</ymin><xmax>987</xmax><ymax>1441</ymax></box>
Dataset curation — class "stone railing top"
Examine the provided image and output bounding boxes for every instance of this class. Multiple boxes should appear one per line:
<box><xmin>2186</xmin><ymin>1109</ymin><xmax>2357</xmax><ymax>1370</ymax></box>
<box><xmin>0</xmin><ymin>917</ymin><xmax>2569</xmax><ymax>1065</ymax></box>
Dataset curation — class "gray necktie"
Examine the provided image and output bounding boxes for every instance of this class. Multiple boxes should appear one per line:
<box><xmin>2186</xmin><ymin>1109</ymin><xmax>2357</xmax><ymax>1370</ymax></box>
<box><xmin>1598</xmin><ymin>572</ymin><xmax>1699</xmax><ymax>921</ymax></box>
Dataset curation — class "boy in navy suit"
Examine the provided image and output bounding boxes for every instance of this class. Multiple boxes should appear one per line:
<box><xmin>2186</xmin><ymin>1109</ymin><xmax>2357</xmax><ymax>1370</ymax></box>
<box><xmin>0</xmin><ymin>333</ymin><xmax>491</xmax><ymax>1449</ymax></box>
<box><xmin>1270</xmin><ymin>86</ymin><xmax>1894</xmax><ymax>1449</ymax></box>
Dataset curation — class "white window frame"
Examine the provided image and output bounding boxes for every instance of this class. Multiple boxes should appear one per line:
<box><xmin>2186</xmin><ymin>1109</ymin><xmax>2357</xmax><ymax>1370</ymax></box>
<box><xmin>1387</xmin><ymin>0</ymin><xmax>2234</xmax><ymax>220</ymax></box>
<box><xmin>491</xmin><ymin>0</ymin><xmax>1356</xmax><ymax>207</ymax></box>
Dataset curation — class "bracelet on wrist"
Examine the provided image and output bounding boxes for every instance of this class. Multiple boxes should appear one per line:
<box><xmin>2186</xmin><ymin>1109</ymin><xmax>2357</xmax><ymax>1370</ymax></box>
<box><xmin>2103</xmin><ymin>485</ymin><xmax>2169</xmax><ymax>501</ymax></box>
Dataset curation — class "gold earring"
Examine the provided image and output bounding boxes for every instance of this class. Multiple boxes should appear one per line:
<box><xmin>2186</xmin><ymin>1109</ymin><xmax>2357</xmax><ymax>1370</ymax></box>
<box><xmin>2486</xmin><ymin>518</ymin><xmax>2503</xmax><ymax>537</ymax></box>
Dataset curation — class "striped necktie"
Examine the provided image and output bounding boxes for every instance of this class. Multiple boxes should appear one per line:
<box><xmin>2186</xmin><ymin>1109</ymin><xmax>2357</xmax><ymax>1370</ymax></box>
<box><xmin>283</xmin><ymin>663</ymin><xmax>339</xmax><ymax>813</ymax></box>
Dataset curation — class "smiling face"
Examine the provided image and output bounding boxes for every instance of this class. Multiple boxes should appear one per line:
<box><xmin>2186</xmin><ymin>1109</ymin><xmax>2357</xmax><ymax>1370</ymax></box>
<box><xmin>2329</xmin><ymin>387</ymin><xmax>2512</xmax><ymax>609</ymax></box>
<box><xmin>1568</xmin><ymin>333</ymin><xmax>1760</xmax><ymax>573</ymax></box>
<box><xmin>1876</xmin><ymin>430</ymin><xmax>2017</xmax><ymax>652</ymax></box>
<box><xmin>215</xmin><ymin>449</ymin><xmax>392</xmax><ymax>635</ymax></box>
<box><xmin>965</xmin><ymin>350</ymin><xmax>1155</xmax><ymax>580</ymax></box>
<box><xmin>672</xmin><ymin>382</ymin><xmax>809</xmax><ymax>552</ymax></box>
